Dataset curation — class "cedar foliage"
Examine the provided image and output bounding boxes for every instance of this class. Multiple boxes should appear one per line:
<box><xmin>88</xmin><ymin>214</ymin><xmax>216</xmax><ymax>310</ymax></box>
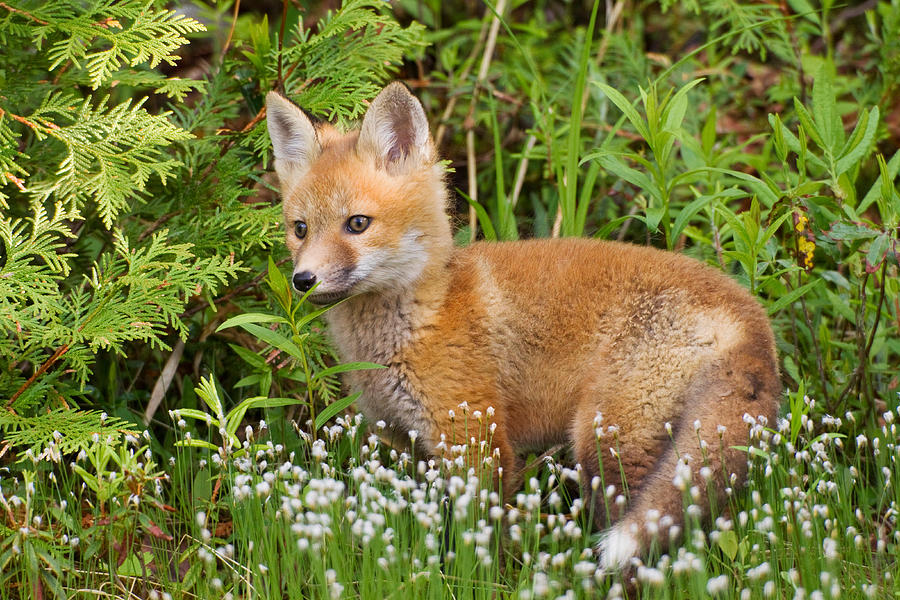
<box><xmin>0</xmin><ymin>0</ymin><xmax>424</xmax><ymax>457</ymax></box>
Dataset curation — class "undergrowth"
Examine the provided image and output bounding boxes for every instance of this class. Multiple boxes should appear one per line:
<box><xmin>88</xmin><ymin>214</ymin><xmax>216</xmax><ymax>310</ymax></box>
<box><xmin>1</xmin><ymin>0</ymin><xmax>899</xmax><ymax>597</ymax></box>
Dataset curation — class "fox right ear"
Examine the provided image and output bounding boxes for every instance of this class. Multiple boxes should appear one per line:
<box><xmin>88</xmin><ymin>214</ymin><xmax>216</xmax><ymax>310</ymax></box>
<box><xmin>266</xmin><ymin>91</ymin><xmax>320</xmax><ymax>183</ymax></box>
<box><xmin>357</xmin><ymin>82</ymin><xmax>432</xmax><ymax>175</ymax></box>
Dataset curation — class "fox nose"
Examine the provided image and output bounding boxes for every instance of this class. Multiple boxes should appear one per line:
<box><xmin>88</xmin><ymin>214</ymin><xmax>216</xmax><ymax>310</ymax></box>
<box><xmin>293</xmin><ymin>271</ymin><xmax>317</xmax><ymax>292</ymax></box>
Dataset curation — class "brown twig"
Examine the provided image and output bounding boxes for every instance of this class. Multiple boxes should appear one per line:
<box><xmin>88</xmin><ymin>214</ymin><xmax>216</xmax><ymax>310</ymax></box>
<box><xmin>180</xmin><ymin>257</ymin><xmax>291</xmax><ymax>320</ymax></box>
<box><xmin>137</xmin><ymin>211</ymin><xmax>179</xmax><ymax>242</ymax></box>
<box><xmin>0</xmin><ymin>2</ymin><xmax>48</xmax><ymax>25</ymax></box>
<box><xmin>0</xmin><ymin>106</ymin><xmax>38</xmax><ymax>130</ymax></box>
<box><xmin>6</xmin><ymin>344</ymin><xmax>70</xmax><ymax>409</ymax></box>
<box><xmin>836</xmin><ymin>259</ymin><xmax>889</xmax><ymax>411</ymax></box>
<box><xmin>220</xmin><ymin>0</ymin><xmax>242</xmax><ymax>62</ymax></box>
<box><xmin>464</xmin><ymin>0</ymin><xmax>509</xmax><ymax>243</ymax></box>
<box><xmin>277</xmin><ymin>0</ymin><xmax>288</xmax><ymax>90</ymax></box>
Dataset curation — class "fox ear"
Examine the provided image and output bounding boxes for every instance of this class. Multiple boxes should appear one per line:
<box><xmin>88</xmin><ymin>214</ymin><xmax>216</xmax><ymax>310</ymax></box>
<box><xmin>357</xmin><ymin>82</ymin><xmax>432</xmax><ymax>174</ymax></box>
<box><xmin>266</xmin><ymin>91</ymin><xmax>320</xmax><ymax>183</ymax></box>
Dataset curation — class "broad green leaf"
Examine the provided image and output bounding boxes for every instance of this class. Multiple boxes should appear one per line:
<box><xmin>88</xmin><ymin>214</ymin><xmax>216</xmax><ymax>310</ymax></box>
<box><xmin>590</xmin><ymin>154</ymin><xmax>656</xmax><ymax>200</ymax></box>
<box><xmin>767</xmin><ymin>114</ymin><xmax>826</xmax><ymax>169</ymax></box>
<box><xmin>228</xmin><ymin>343</ymin><xmax>268</xmax><ymax>369</ymax></box>
<box><xmin>71</xmin><ymin>465</ymin><xmax>98</xmax><ymax>493</ymax></box>
<box><xmin>793</xmin><ymin>99</ymin><xmax>826</xmax><ymax>150</ymax></box>
<box><xmin>172</xmin><ymin>408</ymin><xmax>219</xmax><ymax>425</ymax></box>
<box><xmin>671</xmin><ymin>191</ymin><xmax>739</xmax><ymax>243</ymax></box>
<box><xmin>811</xmin><ymin>62</ymin><xmax>839</xmax><ymax>149</ymax></box>
<box><xmin>705</xmin><ymin>167</ymin><xmax>779</xmax><ymax>208</ymax></box>
<box><xmin>234</xmin><ymin>374</ymin><xmax>263</xmax><ymax>388</ymax></box>
<box><xmin>732</xmin><ymin>445</ymin><xmax>770</xmax><ymax>459</ymax></box>
<box><xmin>267</xmin><ymin>255</ymin><xmax>291</xmax><ymax>309</ymax></box>
<box><xmin>826</xmin><ymin>223</ymin><xmax>880</xmax><ymax>242</ymax></box>
<box><xmin>766</xmin><ymin>279</ymin><xmax>823</xmax><ymax>315</ymax></box>
<box><xmin>717</xmin><ymin>530</ymin><xmax>739</xmax><ymax>561</ymax></box>
<box><xmin>240</xmin><ymin>322</ymin><xmax>304</xmax><ymax>359</ymax></box>
<box><xmin>459</xmin><ymin>189</ymin><xmax>497</xmax><ymax>241</ymax></box>
<box><xmin>195</xmin><ymin>377</ymin><xmax>225</xmax><ymax>422</ymax></box>
<box><xmin>217</xmin><ymin>313</ymin><xmax>288</xmax><ymax>332</ymax></box>
<box><xmin>865</xmin><ymin>233</ymin><xmax>890</xmax><ymax>272</ymax></box>
<box><xmin>594</xmin><ymin>215</ymin><xmax>634</xmax><ymax>239</ymax></box>
<box><xmin>593</xmin><ymin>82</ymin><xmax>650</xmax><ymax>140</ymax></box>
<box><xmin>860</xmin><ymin>149</ymin><xmax>900</xmax><ymax>213</ymax></box>
<box><xmin>663</xmin><ymin>78</ymin><xmax>704</xmax><ymax>133</ymax></box>
<box><xmin>835</xmin><ymin>107</ymin><xmax>878</xmax><ymax>177</ymax></box>
<box><xmin>315</xmin><ymin>392</ymin><xmax>362</xmax><ymax>430</ymax></box>
<box><xmin>312</xmin><ymin>361</ymin><xmax>385</xmax><ymax>382</ymax></box>
<box><xmin>174</xmin><ymin>439</ymin><xmax>221</xmax><ymax>451</ymax></box>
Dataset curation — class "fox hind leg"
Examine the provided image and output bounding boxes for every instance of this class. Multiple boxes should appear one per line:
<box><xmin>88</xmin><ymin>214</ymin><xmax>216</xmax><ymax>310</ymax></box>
<box><xmin>581</xmin><ymin>348</ymin><xmax>779</xmax><ymax>571</ymax></box>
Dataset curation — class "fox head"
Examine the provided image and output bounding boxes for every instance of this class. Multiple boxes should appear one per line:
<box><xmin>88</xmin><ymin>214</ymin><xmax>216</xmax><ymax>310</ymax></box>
<box><xmin>266</xmin><ymin>83</ymin><xmax>452</xmax><ymax>304</ymax></box>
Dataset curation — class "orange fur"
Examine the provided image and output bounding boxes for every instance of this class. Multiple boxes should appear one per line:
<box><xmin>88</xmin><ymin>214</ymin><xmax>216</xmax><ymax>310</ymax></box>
<box><xmin>266</xmin><ymin>83</ymin><xmax>781</xmax><ymax>568</ymax></box>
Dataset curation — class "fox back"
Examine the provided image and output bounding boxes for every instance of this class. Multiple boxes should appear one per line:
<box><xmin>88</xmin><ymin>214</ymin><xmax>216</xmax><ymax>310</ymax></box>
<box><xmin>266</xmin><ymin>83</ymin><xmax>781</xmax><ymax>570</ymax></box>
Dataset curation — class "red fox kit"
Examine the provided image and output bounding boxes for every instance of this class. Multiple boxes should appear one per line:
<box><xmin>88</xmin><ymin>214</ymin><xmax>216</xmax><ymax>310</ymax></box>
<box><xmin>266</xmin><ymin>83</ymin><xmax>780</xmax><ymax>569</ymax></box>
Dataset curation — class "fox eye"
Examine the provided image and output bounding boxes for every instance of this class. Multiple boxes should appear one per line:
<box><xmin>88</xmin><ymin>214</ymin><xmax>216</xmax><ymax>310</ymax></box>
<box><xmin>294</xmin><ymin>221</ymin><xmax>307</xmax><ymax>239</ymax></box>
<box><xmin>346</xmin><ymin>215</ymin><xmax>371</xmax><ymax>233</ymax></box>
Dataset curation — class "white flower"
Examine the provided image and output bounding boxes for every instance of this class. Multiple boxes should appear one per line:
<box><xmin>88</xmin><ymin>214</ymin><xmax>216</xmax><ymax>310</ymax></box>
<box><xmin>706</xmin><ymin>575</ymin><xmax>729</xmax><ymax>596</ymax></box>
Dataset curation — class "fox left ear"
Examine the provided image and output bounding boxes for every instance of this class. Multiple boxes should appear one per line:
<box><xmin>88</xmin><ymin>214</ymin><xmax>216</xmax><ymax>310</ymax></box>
<box><xmin>357</xmin><ymin>82</ymin><xmax>432</xmax><ymax>174</ymax></box>
<box><xmin>266</xmin><ymin>91</ymin><xmax>320</xmax><ymax>184</ymax></box>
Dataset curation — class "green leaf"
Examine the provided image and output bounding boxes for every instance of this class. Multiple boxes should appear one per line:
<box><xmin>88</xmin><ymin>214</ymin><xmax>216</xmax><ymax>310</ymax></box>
<box><xmin>865</xmin><ymin>233</ymin><xmax>890</xmax><ymax>272</ymax></box>
<box><xmin>662</xmin><ymin>78</ymin><xmax>704</xmax><ymax>133</ymax></box>
<box><xmin>767</xmin><ymin>279</ymin><xmax>823</xmax><ymax>315</ymax></box>
<box><xmin>767</xmin><ymin>113</ymin><xmax>826</xmax><ymax>169</ymax></box>
<box><xmin>760</xmin><ymin>210</ymin><xmax>794</xmax><ymax>246</ymax></box>
<box><xmin>172</xmin><ymin>408</ymin><xmax>219</xmax><ymax>426</ymax></box>
<box><xmin>704</xmin><ymin>167</ymin><xmax>779</xmax><ymax>208</ymax></box>
<box><xmin>312</xmin><ymin>361</ymin><xmax>385</xmax><ymax>383</ymax></box>
<box><xmin>835</xmin><ymin>107</ymin><xmax>878</xmax><ymax>178</ymax></box>
<box><xmin>645</xmin><ymin>203</ymin><xmax>667</xmax><ymax>233</ymax></box>
<box><xmin>826</xmin><ymin>223</ymin><xmax>880</xmax><ymax>242</ymax></box>
<box><xmin>239</xmin><ymin>323</ymin><xmax>304</xmax><ymax>359</ymax></box>
<box><xmin>793</xmin><ymin>99</ymin><xmax>826</xmax><ymax>150</ymax></box>
<box><xmin>732</xmin><ymin>445</ymin><xmax>771</xmax><ymax>459</ymax></box>
<box><xmin>174</xmin><ymin>439</ymin><xmax>221</xmax><ymax>451</ymax></box>
<box><xmin>234</xmin><ymin>374</ymin><xmax>263</xmax><ymax>388</ymax></box>
<box><xmin>228</xmin><ymin>343</ymin><xmax>268</xmax><ymax>369</ymax></box>
<box><xmin>717</xmin><ymin>530</ymin><xmax>739</xmax><ymax>561</ymax></box>
<box><xmin>71</xmin><ymin>465</ymin><xmax>99</xmax><ymax>493</ymax></box>
<box><xmin>589</xmin><ymin>154</ymin><xmax>655</xmax><ymax>199</ymax></box>
<box><xmin>217</xmin><ymin>313</ymin><xmax>289</xmax><ymax>332</ymax></box>
<box><xmin>860</xmin><ymin>149</ymin><xmax>900</xmax><ymax>214</ymax></box>
<box><xmin>243</xmin><ymin>396</ymin><xmax>307</xmax><ymax>409</ymax></box>
<box><xmin>459</xmin><ymin>189</ymin><xmax>497</xmax><ymax>241</ymax></box>
<box><xmin>195</xmin><ymin>377</ymin><xmax>225</xmax><ymax>423</ymax></box>
<box><xmin>315</xmin><ymin>392</ymin><xmax>362</xmax><ymax>430</ymax></box>
<box><xmin>811</xmin><ymin>62</ymin><xmax>839</xmax><ymax>149</ymax></box>
<box><xmin>593</xmin><ymin>82</ymin><xmax>650</xmax><ymax>140</ymax></box>
<box><xmin>593</xmin><ymin>215</ymin><xmax>634</xmax><ymax>239</ymax></box>
<box><xmin>701</xmin><ymin>106</ymin><xmax>717</xmax><ymax>156</ymax></box>
<box><xmin>295</xmin><ymin>301</ymin><xmax>347</xmax><ymax>329</ymax></box>
<box><xmin>671</xmin><ymin>190</ymin><xmax>741</xmax><ymax>243</ymax></box>
<box><xmin>267</xmin><ymin>255</ymin><xmax>292</xmax><ymax>309</ymax></box>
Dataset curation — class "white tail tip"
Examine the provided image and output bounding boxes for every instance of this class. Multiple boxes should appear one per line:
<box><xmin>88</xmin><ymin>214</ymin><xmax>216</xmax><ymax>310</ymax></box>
<box><xmin>597</xmin><ymin>524</ymin><xmax>640</xmax><ymax>572</ymax></box>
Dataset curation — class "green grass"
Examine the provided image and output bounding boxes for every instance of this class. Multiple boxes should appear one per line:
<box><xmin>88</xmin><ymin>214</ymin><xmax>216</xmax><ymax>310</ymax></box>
<box><xmin>3</xmin><ymin>394</ymin><xmax>900</xmax><ymax>598</ymax></box>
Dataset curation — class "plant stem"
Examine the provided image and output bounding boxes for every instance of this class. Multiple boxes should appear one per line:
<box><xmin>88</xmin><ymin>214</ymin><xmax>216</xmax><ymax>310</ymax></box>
<box><xmin>7</xmin><ymin>344</ymin><xmax>70</xmax><ymax>408</ymax></box>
